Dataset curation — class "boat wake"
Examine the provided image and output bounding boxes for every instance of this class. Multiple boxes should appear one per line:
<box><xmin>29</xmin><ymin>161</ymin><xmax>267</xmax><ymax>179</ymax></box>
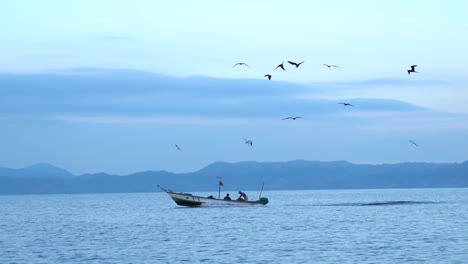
<box><xmin>321</xmin><ymin>201</ymin><xmax>438</xmax><ymax>207</ymax></box>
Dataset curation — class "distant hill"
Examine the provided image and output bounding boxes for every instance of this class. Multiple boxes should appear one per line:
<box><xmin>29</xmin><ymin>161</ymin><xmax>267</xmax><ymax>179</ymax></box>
<box><xmin>0</xmin><ymin>160</ymin><xmax>467</xmax><ymax>195</ymax></box>
<box><xmin>0</xmin><ymin>163</ymin><xmax>74</xmax><ymax>179</ymax></box>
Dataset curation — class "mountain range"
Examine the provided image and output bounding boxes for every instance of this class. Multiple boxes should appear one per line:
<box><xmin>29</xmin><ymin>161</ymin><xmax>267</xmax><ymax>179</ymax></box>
<box><xmin>1</xmin><ymin>160</ymin><xmax>468</xmax><ymax>195</ymax></box>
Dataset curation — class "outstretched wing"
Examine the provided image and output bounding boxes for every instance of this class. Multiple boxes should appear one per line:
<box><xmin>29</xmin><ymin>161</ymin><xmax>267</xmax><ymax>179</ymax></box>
<box><xmin>274</xmin><ymin>62</ymin><xmax>285</xmax><ymax>71</ymax></box>
<box><xmin>274</xmin><ymin>65</ymin><xmax>284</xmax><ymax>71</ymax></box>
<box><xmin>233</xmin><ymin>62</ymin><xmax>248</xmax><ymax>67</ymax></box>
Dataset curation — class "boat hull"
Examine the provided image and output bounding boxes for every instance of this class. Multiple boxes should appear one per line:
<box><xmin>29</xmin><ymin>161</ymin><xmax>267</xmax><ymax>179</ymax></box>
<box><xmin>166</xmin><ymin>192</ymin><xmax>268</xmax><ymax>207</ymax></box>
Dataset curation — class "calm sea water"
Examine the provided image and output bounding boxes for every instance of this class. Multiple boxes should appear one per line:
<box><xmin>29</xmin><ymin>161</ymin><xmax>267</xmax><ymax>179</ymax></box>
<box><xmin>1</xmin><ymin>188</ymin><xmax>468</xmax><ymax>264</ymax></box>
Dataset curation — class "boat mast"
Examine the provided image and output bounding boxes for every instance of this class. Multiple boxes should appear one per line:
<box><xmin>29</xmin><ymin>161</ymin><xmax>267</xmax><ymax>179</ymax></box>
<box><xmin>217</xmin><ymin>176</ymin><xmax>224</xmax><ymax>199</ymax></box>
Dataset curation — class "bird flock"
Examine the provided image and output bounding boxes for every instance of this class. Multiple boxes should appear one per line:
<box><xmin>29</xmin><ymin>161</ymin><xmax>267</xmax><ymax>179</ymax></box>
<box><xmin>176</xmin><ymin>62</ymin><xmax>420</xmax><ymax>151</ymax></box>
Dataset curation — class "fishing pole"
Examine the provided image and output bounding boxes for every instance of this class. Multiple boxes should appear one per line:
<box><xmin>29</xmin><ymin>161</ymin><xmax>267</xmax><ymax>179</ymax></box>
<box><xmin>259</xmin><ymin>182</ymin><xmax>264</xmax><ymax>199</ymax></box>
<box><xmin>156</xmin><ymin>185</ymin><xmax>168</xmax><ymax>192</ymax></box>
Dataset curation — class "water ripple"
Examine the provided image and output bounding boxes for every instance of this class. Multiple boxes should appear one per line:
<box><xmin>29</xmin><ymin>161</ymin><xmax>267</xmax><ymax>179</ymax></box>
<box><xmin>1</xmin><ymin>189</ymin><xmax>468</xmax><ymax>263</ymax></box>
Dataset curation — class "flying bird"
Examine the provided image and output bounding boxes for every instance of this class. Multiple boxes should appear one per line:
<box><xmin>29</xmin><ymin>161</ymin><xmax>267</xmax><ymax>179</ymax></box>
<box><xmin>407</xmin><ymin>65</ymin><xmax>418</xmax><ymax>75</ymax></box>
<box><xmin>322</xmin><ymin>64</ymin><xmax>340</xmax><ymax>68</ymax></box>
<box><xmin>337</xmin><ymin>102</ymin><xmax>353</xmax><ymax>106</ymax></box>
<box><xmin>175</xmin><ymin>144</ymin><xmax>182</xmax><ymax>151</ymax></box>
<box><xmin>274</xmin><ymin>62</ymin><xmax>286</xmax><ymax>71</ymax></box>
<box><xmin>233</xmin><ymin>62</ymin><xmax>249</xmax><ymax>68</ymax></box>
<box><xmin>282</xmin><ymin>116</ymin><xmax>303</xmax><ymax>120</ymax></box>
<box><xmin>243</xmin><ymin>138</ymin><xmax>253</xmax><ymax>146</ymax></box>
<box><xmin>409</xmin><ymin>140</ymin><xmax>418</xmax><ymax>147</ymax></box>
<box><xmin>264</xmin><ymin>74</ymin><xmax>272</xmax><ymax>80</ymax></box>
<box><xmin>287</xmin><ymin>61</ymin><xmax>305</xmax><ymax>68</ymax></box>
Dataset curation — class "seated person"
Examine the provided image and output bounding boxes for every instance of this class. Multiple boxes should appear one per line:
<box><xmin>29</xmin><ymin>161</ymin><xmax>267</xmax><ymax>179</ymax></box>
<box><xmin>237</xmin><ymin>191</ymin><xmax>248</xmax><ymax>201</ymax></box>
<box><xmin>224</xmin><ymin>193</ymin><xmax>231</xmax><ymax>200</ymax></box>
<box><xmin>207</xmin><ymin>195</ymin><xmax>215</xmax><ymax>199</ymax></box>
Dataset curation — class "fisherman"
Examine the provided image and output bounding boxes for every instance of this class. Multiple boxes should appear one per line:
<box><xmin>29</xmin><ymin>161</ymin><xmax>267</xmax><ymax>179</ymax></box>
<box><xmin>237</xmin><ymin>191</ymin><xmax>248</xmax><ymax>201</ymax></box>
<box><xmin>224</xmin><ymin>193</ymin><xmax>231</xmax><ymax>200</ymax></box>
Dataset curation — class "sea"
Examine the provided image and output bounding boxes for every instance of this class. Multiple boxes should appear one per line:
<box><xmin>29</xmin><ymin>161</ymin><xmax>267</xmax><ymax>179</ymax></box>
<box><xmin>1</xmin><ymin>188</ymin><xmax>468</xmax><ymax>264</ymax></box>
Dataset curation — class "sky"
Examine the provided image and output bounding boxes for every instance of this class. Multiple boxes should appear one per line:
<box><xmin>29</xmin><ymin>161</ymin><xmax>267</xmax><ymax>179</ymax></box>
<box><xmin>1</xmin><ymin>1</ymin><xmax>468</xmax><ymax>174</ymax></box>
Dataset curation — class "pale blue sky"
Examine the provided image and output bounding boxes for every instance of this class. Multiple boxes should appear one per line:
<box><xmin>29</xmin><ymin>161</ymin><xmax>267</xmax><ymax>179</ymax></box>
<box><xmin>2</xmin><ymin>1</ymin><xmax>467</xmax><ymax>77</ymax></box>
<box><xmin>1</xmin><ymin>1</ymin><xmax>467</xmax><ymax>174</ymax></box>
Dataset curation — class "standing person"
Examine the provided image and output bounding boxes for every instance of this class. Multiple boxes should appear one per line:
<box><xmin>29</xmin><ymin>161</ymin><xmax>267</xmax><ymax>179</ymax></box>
<box><xmin>237</xmin><ymin>191</ymin><xmax>248</xmax><ymax>201</ymax></box>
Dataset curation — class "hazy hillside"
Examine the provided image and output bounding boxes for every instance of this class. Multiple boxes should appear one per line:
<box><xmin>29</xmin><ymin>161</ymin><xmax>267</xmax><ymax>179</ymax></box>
<box><xmin>1</xmin><ymin>161</ymin><xmax>467</xmax><ymax>195</ymax></box>
<box><xmin>0</xmin><ymin>163</ymin><xmax>74</xmax><ymax>179</ymax></box>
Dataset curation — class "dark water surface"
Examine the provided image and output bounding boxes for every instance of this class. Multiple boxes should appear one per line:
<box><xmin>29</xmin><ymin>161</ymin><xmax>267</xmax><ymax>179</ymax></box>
<box><xmin>1</xmin><ymin>188</ymin><xmax>468</xmax><ymax>263</ymax></box>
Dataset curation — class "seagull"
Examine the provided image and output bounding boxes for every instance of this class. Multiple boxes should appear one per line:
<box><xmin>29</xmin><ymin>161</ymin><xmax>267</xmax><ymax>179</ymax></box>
<box><xmin>287</xmin><ymin>61</ymin><xmax>305</xmax><ymax>68</ymax></box>
<box><xmin>243</xmin><ymin>138</ymin><xmax>253</xmax><ymax>146</ymax></box>
<box><xmin>274</xmin><ymin>62</ymin><xmax>286</xmax><ymax>71</ymax></box>
<box><xmin>175</xmin><ymin>144</ymin><xmax>182</xmax><ymax>151</ymax></box>
<box><xmin>322</xmin><ymin>64</ymin><xmax>340</xmax><ymax>68</ymax></box>
<box><xmin>407</xmin><ymin>65</ymin><xmax>418</xmax><ymax>75</ymax></box>
<box><xmin>282</xmin><ymin>116</ymin><xmax>303</xmax><ymax>120</ymax></box>
<box><xmin>337</xmin><ymin>102</ymin><xmax>353</xmax><ymax>106</ymax></box>
<box><xmin>233</xmin><ymin>62</ymin><xmax>249</xmax><ymax>68</ymax></box>
<box><xmin>264</xmin><ymin>74</ymin><xmax>272</xmax><ymax>80</ymax></box>
<box><xmin>409</xmin><ymin>140</ymin><xmax>418</xmax><ymax>147</ymax></box>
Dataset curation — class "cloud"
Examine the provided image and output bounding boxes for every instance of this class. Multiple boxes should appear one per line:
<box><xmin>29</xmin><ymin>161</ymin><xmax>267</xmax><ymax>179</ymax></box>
<box><xmin>1</xmin><ymin>69</ymin><xmax>467</xmax><ymax>175</ymax></box>
<box><xmin>55</xmin><ymin>114</ymin><xmax>261</xmax><ymax>126</ymax></box>
<box><xmin>322</xmin><ymin>78</ymin><xmax>451</xmax><ymax>88</ymax></box>
<box><xmin>0</xmin><ymin>68</ymin><xmax>462</xmax><ymax>129</ymax></box>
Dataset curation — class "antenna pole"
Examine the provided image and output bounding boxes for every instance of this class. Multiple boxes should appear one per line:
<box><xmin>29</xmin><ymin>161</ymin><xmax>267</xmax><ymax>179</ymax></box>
<box><xmin>217</xmin><ymin>176</ymin><xmax>222</xmax><ymax>199</ymax></box>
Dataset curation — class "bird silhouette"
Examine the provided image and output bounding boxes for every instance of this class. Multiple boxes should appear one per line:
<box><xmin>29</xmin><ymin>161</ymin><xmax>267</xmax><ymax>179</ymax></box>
<box><xmin>175</xmin><ymin>144</ymin><xmax>182</xmax><ymax>151</ymax></box>
<box><xmin>274</xmin><ymin>62</ymin><xmax>286</xmax><ymax>71</ymax></box>
<box><xmin>282</xmin><ymin>116</ymin><xmax>303</xmax><ymax>120</ymax></box>
<box><xmin>322</xmin><ymin>64</ymin><xmax>340</xmax><ymax>68</ymax></box>
<box><xmin>264</xmin><ymin>74</ymin><xmax>272</xmax><ymax>80</ymax></box>
<box><xmin>233</xmin><ymin>62</ymin><xmax>249</xmax><ymax>68</ymax></box>
<box><xmin>243</xmin><ymin>138</ymin><xmax>253</xmax><ymax>146</ymax></box>
<box><xmin>407</xmin><ymin>65</ymin><xmax>418</xmax><ymax>75</ymax></box>
<box><xmin>409</xmin><ymin>140</ymin><xmax>418</xmax><ymax>147</ymax></box>
<box><xmin>337</xmin><ymin>102</ymin><xmax>353</xmax><ymax>106</ymax></box>
<box><xmin>287</xmin><ymin>61</ymin><xmax>305</xmax><ymax>68</ymax></box>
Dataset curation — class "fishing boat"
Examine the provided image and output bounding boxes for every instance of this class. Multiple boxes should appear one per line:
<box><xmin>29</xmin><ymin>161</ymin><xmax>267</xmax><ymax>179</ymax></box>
<box><xmin>157</xmin><ymin>179</ymin><xmax>269</xmax><ymax>207</ymax></box>
<box><xmin>162</xmin><ymin>191</ymin><xmax>269</xmax><ymax>207</ymax></box>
